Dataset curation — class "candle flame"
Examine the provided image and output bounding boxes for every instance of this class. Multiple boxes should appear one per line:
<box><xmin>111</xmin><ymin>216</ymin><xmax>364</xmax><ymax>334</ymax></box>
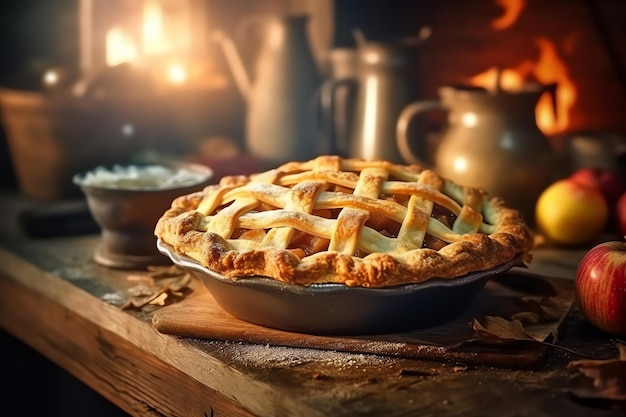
<box><xmin>106</xmin><ymin>26</ymin><xmax>138</xmax><ymax>66</ymax></box>
<box><xmin>142</xmin><ymin>0</ymin><xmax>167</xmax><ymax>56</ymax></box>
<box><xmin>103</xmin><ymin>0</ymin><xmax>193</xmax><ymax>87</ymax></box>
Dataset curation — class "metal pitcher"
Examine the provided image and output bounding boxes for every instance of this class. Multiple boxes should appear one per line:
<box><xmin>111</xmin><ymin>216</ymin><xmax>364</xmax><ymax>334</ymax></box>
<box><xmin>320</xmin><ymin>29</ymin><xmax>430</xmax><ymax>163</ymax></box>
<box><xmin>214</xmin><ymin>15</ymin><xmax>322</xmax><ymax>165</ymax></box>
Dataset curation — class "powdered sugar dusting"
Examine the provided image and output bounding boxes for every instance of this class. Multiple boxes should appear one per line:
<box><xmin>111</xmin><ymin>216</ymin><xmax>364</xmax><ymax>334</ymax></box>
<box><xmin>198</xmin><ymin>340</ymin><xmax>397</xmax><ymax>370</ymax></box>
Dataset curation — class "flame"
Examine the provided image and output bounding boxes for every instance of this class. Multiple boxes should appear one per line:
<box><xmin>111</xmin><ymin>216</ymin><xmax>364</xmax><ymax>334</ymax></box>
<box><xmin>105</xmin><ymin>1</ymin><xmax>174</xmax><ymax>66</ymax></box>
<box><xmin>166</xmin><ymin>63</ymin><xmax>187</xmax><ymax>85</ymax></box>
<box><xmin>492</xmin><ymin>0</ymin><xmax>526</xmax><ymax>30</ymax></box>
<box><xmin>106</xmin><ymin>26</ymin><xmax>138</xmax><ymax>66</ymax></box>
<box><xmin>471</xmin><ymin>67</ymin><xmax>525</xmax><ymax>90</ymax></box>
<box><xmin>533</xmin><ymin>38</ymin><xmax>576</xmax><ymax>133</ymax></box>
<box><xmin>142</xmin><ymin>0</ymin><xmax>168</xmax><ymax>56</ymax></box>
<box><xmin>470</xmin><ymin>37</ymin><xmax>576</xmax><ymax>135</ymax></box>
<box><xmin>103</xmin><ymin>0</ymin><xmax>191</xmax><ymax>86</ymax></box>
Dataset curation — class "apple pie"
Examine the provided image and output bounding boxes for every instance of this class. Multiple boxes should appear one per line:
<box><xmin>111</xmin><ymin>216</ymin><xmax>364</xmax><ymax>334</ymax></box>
<box><xmin>155</xmin><ymin>155</ymin><xmax>532</xmax><ymax>287</ymax></box>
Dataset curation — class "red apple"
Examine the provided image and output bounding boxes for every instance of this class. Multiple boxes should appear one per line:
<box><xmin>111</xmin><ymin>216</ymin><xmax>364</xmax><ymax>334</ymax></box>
<box><xmin>575</xmin><ymin>239</ymin><xmax>626</xmax><ymax>335</ymax></box>
<box><xmin>569</xmin><ymin>167</ymin><xmax>624</xmax><ymax>206</ymax></box>
<box><xmin>616</xmin><ymin>192</ymin><xmax>626</xmax><ymax>237</ymax></box>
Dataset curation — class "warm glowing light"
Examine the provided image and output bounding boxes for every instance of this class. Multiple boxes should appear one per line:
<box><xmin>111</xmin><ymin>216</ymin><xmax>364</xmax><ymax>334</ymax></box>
<box><xmin>142</xmin><ymin>0</ymin><xmax>167</xmax><ymax>56</ymax></box>
<box><xmin>102</xmin><ymin>1</ymin><xmax>198</xmax><ymax>89</ymax></box>
<box><xmin>453</xmin><ymin>157</ymin><xmax>468</xmax><ymax>173</ymax></box>
<box><xmin>471</xmin><ymin>67</ymin><xmax>525</xmax><ymax>91</ymax></box>
<box><xmin>469</xmin><ymin>38</ymin><xmax>577</xmax><ymax>135</ymax></box>
<box><xmin>533</xmin><ymin>38</ymin><xmax>576</xmax><ymax>133</ymax></box>
<box><xmin>364</xmin><ymin>50</ymin><xmax>381</xmax><ymax>64</ymax></box>
<box><xmin>167</xmin><ymin>63</ymin><xmax>187</xmax><ymax>85</ymax></box>
<box><xmin>43</xmin><ymin>70</ymin><xmax>59</xmax><ymax>87</ymax></box>
<box><xmin>492</xmin><ymin>0</ymin><xmax>526</xmax><ymax>30</ymax></box>
<box><xmin>106</xmin><ymin>26</ymin><xmax>138</xmax><ymax>66</ymax></box>
<box><xmin>461</xmin><ymin>112</ymin><xmax>478</xmax><ymax>127</ymax></box>
<box><xmin>363</xmin><ymin>75</ymin><xmax>379</xmax><ymax>159</ymax></box>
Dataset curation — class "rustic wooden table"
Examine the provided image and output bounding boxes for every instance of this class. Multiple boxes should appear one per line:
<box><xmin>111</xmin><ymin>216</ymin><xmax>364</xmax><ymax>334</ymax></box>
<box><xmin>0</xmin><ymin>192</ymin><xmax>624</xmax><ymax>417</ymax></box>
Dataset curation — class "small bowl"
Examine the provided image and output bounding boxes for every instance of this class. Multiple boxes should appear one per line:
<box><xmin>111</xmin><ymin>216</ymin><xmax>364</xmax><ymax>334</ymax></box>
<box><xmin>74</xmin><ymin>163</ymin><xmax>212</xmax><ymax>269</ymax></box>
<box><xmin>157</xmin><ymin>239</ymin><xmax>522</xmax><ymax>335</ymax></box>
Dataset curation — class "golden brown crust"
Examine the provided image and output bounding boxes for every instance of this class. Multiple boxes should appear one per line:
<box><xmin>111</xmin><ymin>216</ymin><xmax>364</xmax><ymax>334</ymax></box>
<box><xmin>155</xmin><ymin>155</ymin><xmax>532</xmax><ymax>287</ymax></box>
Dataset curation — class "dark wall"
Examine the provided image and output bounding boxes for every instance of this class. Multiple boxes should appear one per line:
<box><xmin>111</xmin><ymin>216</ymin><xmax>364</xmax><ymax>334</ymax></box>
<box><xmin>0</xmin><ymin>0</ymin><xmax>78</xmax><ymax>89</ymax></box>
<box><xmin>333</xmin><ymin>0</ymin><xmax>428</xmax><ymax>46</ymax></box>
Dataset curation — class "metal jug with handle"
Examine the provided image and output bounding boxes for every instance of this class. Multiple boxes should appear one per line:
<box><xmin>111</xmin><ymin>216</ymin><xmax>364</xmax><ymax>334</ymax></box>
<box><xmin>214</xmin><ymin>15</ymin><xmax>322</xmax><ymax>165</ymax></box>
<box><xmin>320</xmin><ymin>29</ymin><xmax>430</xmax><ymax>163</ymax></box>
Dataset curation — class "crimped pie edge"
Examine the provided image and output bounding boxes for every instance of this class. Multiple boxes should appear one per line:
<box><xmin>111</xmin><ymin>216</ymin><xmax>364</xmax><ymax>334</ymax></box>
<box><xmin>155</xmin><ymin>157</ymin><xmax>533</xmax><ymax>287</ymax></box>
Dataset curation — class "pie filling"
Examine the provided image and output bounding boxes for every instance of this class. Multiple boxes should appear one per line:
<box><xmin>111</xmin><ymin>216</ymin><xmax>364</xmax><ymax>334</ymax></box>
<box><xmin>226</xmin><ymin>200</ymin><xmax>456</xmax><ymax>258</ymax></box>
<box><xmin>155</xmin><ymin>156</ymin><xmax>533</xmax><ymax>287</ymax></box>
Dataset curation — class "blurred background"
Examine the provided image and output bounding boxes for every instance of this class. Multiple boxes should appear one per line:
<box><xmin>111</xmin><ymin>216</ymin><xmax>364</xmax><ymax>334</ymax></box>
<box><xmin>0</xmin><ymin>1</ymin><xmax>625</xmax><ymax>414</ymax></box>
<box><xmin>0</xmin><ymin>0</ymin><xmax>624</xmax><ymax>198</ymax></box>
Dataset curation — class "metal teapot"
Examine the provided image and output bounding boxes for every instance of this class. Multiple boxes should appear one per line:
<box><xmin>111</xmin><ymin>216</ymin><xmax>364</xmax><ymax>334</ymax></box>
<box><xmin>213</xmin><ymin>15</ymin><xmax>322</xmax><ymax>165</ymax></box>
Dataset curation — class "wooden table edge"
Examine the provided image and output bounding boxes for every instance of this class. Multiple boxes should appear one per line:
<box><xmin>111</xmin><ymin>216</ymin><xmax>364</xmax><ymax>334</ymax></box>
<box><xmin>0</xmin><ymin>247</ymin><xmax>319</xmax><ymax>417</ymax></box>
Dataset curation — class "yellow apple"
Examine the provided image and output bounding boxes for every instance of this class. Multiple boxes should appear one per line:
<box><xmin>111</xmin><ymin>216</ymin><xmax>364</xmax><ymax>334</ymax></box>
<box><xmin>535</xmin><ymin>179</ymin><xmax>609</xmax><ymax>245</ymax></box>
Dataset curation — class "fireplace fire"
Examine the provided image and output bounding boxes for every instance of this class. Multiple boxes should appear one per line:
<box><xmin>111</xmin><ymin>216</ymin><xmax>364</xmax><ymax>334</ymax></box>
<box><xmin>414</xmin><ymin>0</ymin><xmax>626</xmax><ymax>139</ymax></box>
<box><xmin>466</xmin><ymin>0</ymin><xmax>577</xmax><ymax>135</ymax></box>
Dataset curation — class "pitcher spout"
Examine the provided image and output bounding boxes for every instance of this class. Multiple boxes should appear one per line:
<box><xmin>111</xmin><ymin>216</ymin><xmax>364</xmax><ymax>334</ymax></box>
<box><xmin>212</xmin><ymin>30</ymin><xmax>251</xmax><ymax>100</ymax></box>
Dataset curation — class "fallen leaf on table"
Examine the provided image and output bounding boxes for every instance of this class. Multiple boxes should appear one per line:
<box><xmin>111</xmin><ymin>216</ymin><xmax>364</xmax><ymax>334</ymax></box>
<box><xmin>512</xmin><ymin>296</ymin><xmax>563</xmax><ymax>324</ymax></box>
<box><xmin>471</xmin><ymin>316</ymin><xmax>539</xmax><ymax>343</ymax></box>
<box><xmin>567</xmin><ymin>343</ymin><xmax>626</xmax><ymax>407</ymax></box>
<box><xmin>451</xmin><ymin>316</ymin><xmax>590</xmax><ymax>358</ymax></box>
<box><xmin>122</xmin><ymin>267</ymin><xmax>192</xmax><ymax>311</ymax></box>
<box><xmin>449</xmin><ymin>316</ymin><xmax>538</xmax><ymax>350</ymax></box>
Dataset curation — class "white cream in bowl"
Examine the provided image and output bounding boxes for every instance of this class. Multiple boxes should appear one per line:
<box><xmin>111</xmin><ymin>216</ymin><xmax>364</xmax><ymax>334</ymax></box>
<box><xmin>75</xmin><ymin>164</ymin><xmax>212</xmax><ymax>190</ymax></box>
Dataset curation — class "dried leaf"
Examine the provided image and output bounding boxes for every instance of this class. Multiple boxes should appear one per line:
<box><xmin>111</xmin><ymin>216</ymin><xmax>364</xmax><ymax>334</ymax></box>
<box><xmin>518</xmin><ymin>296</ymin><xmax>563</xmax><ymax>322</ymax></box>
<box><xmin>164</xmin><ymin>273</ymin><xmax>192</xmax><ymax>292</ymax></box>
<box><xmin>454</xmin><ymin>316</ymin><xmax>592</xmax><ymax>359</ymax></box>
<box><xmin>121</xmin><ymin>292</ymin><xmax>162</xmax><ymax>310</ymax></box>
<box><xmin>510</xmin><ymin>311</ymin><xmax>543</xmax><ymax>325</ymax></box>
<box><xmin>567</xmin><ymin>344</ymin><xmax>626</xmax><ymax>404</ymax></box>
<box><xmin>122</xmin><ymin>269</ymin><xmax>193</xmax><ymax>311</ymax></box>
<box><xmin>127</xmin><ymin>284</ymin><xmax>155</xmax><ymax>297</ymax></box>
<box><xmin>471</xmin><ymin>316</ymin><xmax>538</xmax><ymax>344</ymax></box>
<box><xmin>127</xmin><ymin>274</ymin><xmax>156</xmax><ymax>285</ymax></box>
<box><xmin>148</xmin><ymin>292</ymin><xmax>169</xmax><ymax>306</ymax></box>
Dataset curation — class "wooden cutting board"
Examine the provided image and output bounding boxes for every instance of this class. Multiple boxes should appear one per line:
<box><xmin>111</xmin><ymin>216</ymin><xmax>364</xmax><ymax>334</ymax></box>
<box><xmin>152</xmin><ymin>274</ymin><xmax>575</xmax><ymax>368</ymax></box>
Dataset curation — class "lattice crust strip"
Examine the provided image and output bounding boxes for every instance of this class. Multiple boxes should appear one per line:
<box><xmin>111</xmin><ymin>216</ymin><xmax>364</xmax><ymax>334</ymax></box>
<box><xmin>155</xmin><ymin>156</ymin><xmax>532</xmax><ymax>287</ymax></box>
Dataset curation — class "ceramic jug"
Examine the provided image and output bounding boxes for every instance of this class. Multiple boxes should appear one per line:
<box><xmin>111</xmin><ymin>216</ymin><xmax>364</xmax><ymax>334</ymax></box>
<box><xmin>214</xmin><ymin>15</ymin><xmax>322</xmax><ymax>165</ymax></box>
<box><xmin>396</xmin><ymin>83</ymin><xmax>558</xmax><ymax>224</ymax></box>
<box><xmin>321</xmin><ymin>29</ymin><xmax>430</xmax><ymax>163</ymax></box>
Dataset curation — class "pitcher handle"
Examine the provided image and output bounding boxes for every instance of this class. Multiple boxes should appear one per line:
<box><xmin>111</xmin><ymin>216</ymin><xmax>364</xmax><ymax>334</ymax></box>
<box><xmin>396</xmin><ymin>100</ymin><xmax>445</xmax><ymax>166</ymax></box>
<box><xmin>318</xmin><ymin>77</ymin><xmax>358</xmax><ymax>157</ymax></box>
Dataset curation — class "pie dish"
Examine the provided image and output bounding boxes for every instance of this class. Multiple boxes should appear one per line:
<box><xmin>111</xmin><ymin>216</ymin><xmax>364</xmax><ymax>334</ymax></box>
<box><xmin>157</xmin><ymin>239</ymin><xmax>523</xmax><ymax>334</ymax></box>
<box><xmin>155</xmin><ymin>155</ymin><xmax>532</xmax><ymax>288</ymax></box>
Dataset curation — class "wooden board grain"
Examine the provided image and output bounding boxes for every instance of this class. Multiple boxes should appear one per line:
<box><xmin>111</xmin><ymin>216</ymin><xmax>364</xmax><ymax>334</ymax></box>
<box><xmin>153</xmin><ymin>273</ymin><xmax>575</xmax><ymax>368</ymax></box>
